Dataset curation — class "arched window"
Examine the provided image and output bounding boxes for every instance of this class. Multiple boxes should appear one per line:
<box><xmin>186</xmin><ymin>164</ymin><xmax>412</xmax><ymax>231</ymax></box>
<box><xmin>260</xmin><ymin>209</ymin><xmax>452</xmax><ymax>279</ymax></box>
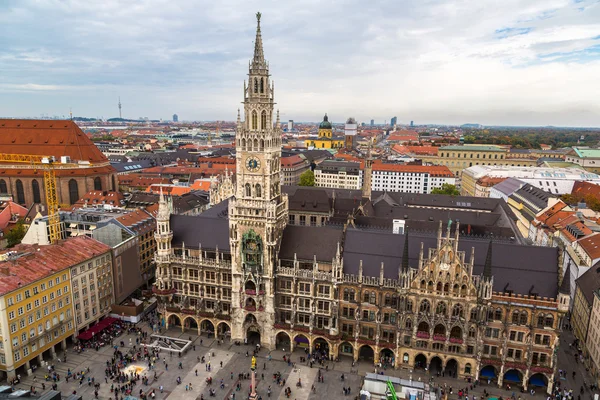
<box><xmin>15</xmin><ymin>179</ymin><xmax>25</xmax><ymax>204</ymax></box>
<box><xmin>520</xmin><ymin>311</ymin><xmax>528</xmax><ymax>325</ymax></box>
<box><xmin>242</xmin><ymin>138</ymin><xmax>246</xmax><ymax>150</ymax></box>
<box><xmin>260</xmin><ymin>78</ymin><xmax>264</xmax><ymax>93</ymax></box>
<box><xmin>0</xmin><ymin>179</ymin><xmax>7</xmax><ymax>193</ymax></box>
<box><xmin>255</xmin><ymin>184</ymin><xmax>261</xmax><ymax>198</ymax></box>
<box><xmin>245</xmin><ymin>183</ymin><xmax>251</xmax><ymax>197</ymax></box>
<box><xmin>405</xmin><ymin>319</ymin><xmax>412</xmax><ymax>329</ymax></box>
<box><xmin>94</xmin><ymin>177</ymin><xmax>102</xmax><ymax>191</ymax></box>
<box><xmin>537</xmin><ymin>314</ymin><xmax>545</xmax><ymax>328</ymax></box>
<box><xmin>260</xmin><ymin>139</ymin><xmax>264</xmax><ymax>151</ymax></box>
<box><xmin>406</xmin><ymin>300</ymin><xmax>413</xmax><ymax>312</ymax></box>
<box><xmin>261</xmin><ymin>110</ymin><xmax>267</xmax><ymax>130</ymax></box>
<box><xmin>494</xmin><ymin>308</ymin><xmax>502</xmax><ymax>321</ymax></box>
<box><xmin>32</xmin><ymin>179</ymin><xmax>41</xmax><ymax>204</ymax></box>
<box><xmin>512</xmin><ymin>310</ymin><xmax>519</xmax><ymax>324</ymax></box>
<box><xmin>254</xmin><ymin>78</ymin><xmax>258</xmax><ymax>93</ymax></box>
<box><xmin>470</xmin><ymin>307</ymin><xmax>478</xmax><ymax>321</ymax></box>
<box><xmin>545</xmin><ymin>315</ymin><xmax>554</xmax><ymax>328</ymax></box>
<box><xmin>254</xmin><ymin>139</ymin><xmax>259</xmax><ymax>151</ymax></box>
<box><xmin>419</xmin><ymin>300</ymin><xmax>431</xmax><ymax>313</ymax></box>
<box><xmin>370</xmin><ymin>291</ymin><xmax>376</xmax><ymax>304</ymax></box>
<box><xmin>384</xmin><ymin>294</ymin><xmax>391</xmax><ymax>306</ymax></box>
<box><xmin>452</xmin><ymin>304</ymin><xmax>464</xmax><ymax>318</ymax></box>
<box><xmin>251</xmin><ymin>111</ymin><xmax>258</xmax><ymax>130</ymax></box>
<box><xmin>68</xmin><ymin>179</ymin><xmax>79</xmax><ymax>204</ymax></box>
<box><xmin>436</xmin><ymin>302</ymin><xmax>447</xmax><ymax>316</ymax></box>
<box><xmin>363</xmin><ymin>291</ymin><xmax>369</xmax><ymax>303</ymax></box>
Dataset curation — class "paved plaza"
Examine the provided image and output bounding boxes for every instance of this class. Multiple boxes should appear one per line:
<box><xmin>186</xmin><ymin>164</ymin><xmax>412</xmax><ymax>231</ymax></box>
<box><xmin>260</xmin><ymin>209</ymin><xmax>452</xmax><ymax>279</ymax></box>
<box><xmin>9</xmin><ymin>320</ymin><xmax>600</xmax><ymax>400</ymax></box>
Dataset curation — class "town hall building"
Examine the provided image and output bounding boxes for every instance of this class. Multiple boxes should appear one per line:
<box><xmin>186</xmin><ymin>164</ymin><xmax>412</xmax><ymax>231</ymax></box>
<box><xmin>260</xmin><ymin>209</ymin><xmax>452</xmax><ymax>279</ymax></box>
<box><xmin>153</xmin><ymin>13</ymin><xmax>568</xmax><ymax>394</ymax></box>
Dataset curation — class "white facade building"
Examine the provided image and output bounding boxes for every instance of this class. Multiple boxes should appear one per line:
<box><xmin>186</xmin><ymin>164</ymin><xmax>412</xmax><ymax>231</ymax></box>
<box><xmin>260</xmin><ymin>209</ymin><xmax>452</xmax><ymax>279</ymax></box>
<box><xmin>463</xmin><ymin>165</ymin><xmax>600</xmax><ymax>195</ymax></box>
<box><xmin>371</xmin><ymin>164</ymin><xmax>455</xmax><ymax>194</ymax></box>
<box><xmin>314</xmin><ymin>160</ymin><xmax>363</xmax><ymax>190</ymax></box>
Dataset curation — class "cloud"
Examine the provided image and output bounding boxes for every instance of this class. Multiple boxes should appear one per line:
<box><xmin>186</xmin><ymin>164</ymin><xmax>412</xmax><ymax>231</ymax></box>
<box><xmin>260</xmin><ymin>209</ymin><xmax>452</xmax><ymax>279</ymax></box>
<box><xmin>0</xmin><ymin>0</ymin><xmax>599</xmax><ymax>125</ymax></box>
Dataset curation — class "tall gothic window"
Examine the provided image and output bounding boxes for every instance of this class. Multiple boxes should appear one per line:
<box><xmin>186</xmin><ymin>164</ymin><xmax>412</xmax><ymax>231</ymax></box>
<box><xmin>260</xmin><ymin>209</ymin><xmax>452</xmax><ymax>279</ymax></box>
<box><xmin>245</xmin><ymin>183</ymin><xmax>251</xmax><ymax>197</ymax></box>
<box><xmin>255</xmin><ymin>184</ymin><xmax>261</xmax><ymax>198</ymax></box>
<box><xmin>242</xmin><ymin>138</ymin><xmax>246</xmax><ymax>150</ymax></box>
<box><xmin>32</xmin><ymin>179</ymin><xmax>41</xmax><ymax>203</ymax></box>
<box><xmin>260</xmin><ymin>78</ymin><xmax>264</xmax><ymax>93</ymax></box>
<box><xmin>15</xmin><ymin>179</ymin><xmax>25</xmax><ymax>204</ymax></box>
<box><xmin>260</xmin><ymin>139</ymin><xmax>264</xmax><ymax>151</ymax></box>
<box><xmin>94</xmin><ymin>177</ymin><xmax>102</xmax><ymax>191</ymax></box>
<box><xmin>254</xmin><ymin>78</ymin><xmax>258</xmax><ymax>93</ymax></box>
<box><xmin>68</xmin><ymin>179</ymin><xmax>79</xmax><ymax>205</ymax></box>
<box><xmin>251</xmin><ymin>111</ymin><xmax>258</xmax><ymax>130</ymax></box>
<box><xmin>261</xmin><ymin>110</ymin><xmax>267</xmax><ymax>130</ymax></box>
<box><xmin>0</xmin><ymin>179</ymin><xmax>7</xmax><ymax>194</ymax></box>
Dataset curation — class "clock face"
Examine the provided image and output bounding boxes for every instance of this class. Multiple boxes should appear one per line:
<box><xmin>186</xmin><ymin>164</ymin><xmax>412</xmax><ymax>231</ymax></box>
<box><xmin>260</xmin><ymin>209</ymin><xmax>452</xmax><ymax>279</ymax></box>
<box><xmin>246</xmin><ymin>157</ymin><xmax>261</xmax><ymax>172</ymax></box>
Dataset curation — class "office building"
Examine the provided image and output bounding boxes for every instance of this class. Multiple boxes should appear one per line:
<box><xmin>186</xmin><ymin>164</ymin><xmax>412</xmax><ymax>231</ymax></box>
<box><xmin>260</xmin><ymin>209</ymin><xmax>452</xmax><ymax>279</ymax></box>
<box><xmin>314</xmin><ymin>160</ymin><xmax>363</xmax><ymax>190</ymax></box>
<box><xmin>173</xmin><ymin>114</ymin><xmax>179</xmax><ymax>122</ymax></box>
<box><xmin>372</xmin><ymin>164</ymin><xmax>455</xmax><ymax>194</ymax></box>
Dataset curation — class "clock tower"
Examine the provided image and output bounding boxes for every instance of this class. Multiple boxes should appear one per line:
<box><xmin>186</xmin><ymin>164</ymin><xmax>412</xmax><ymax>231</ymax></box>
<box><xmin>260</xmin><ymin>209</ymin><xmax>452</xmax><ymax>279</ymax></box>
<box><xmin>228</xmin><ymin>12</ymin><xmax>288</xmax><ymax>349</ymax></box>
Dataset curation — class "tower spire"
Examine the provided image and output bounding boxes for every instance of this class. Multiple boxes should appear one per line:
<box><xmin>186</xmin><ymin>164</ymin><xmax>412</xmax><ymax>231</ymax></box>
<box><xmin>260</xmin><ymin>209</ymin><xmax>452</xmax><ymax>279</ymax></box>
<box><xmin>402</xmin><ymin>228</ymin><xmax>409</xmax><ymax>272</ymax></box>
<box><xmin>253</xmin><ymin>12</ymin><xmax>265</xmax><ymax>67</ymax></box>
<box><xmin>362</xmin><ymin>138</ymin><xmax>373</xmax><ymax>200</ymax></box>
<box><xmin>483</xmin><ymin>240</ymin><xmax>493</xmax><ymax>278</ymax></box>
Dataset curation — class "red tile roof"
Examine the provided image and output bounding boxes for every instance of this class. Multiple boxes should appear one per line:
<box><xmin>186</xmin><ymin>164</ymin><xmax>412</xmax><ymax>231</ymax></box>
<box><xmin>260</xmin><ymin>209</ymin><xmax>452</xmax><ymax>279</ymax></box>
<box><xmin>0</xmin><ymin>119</ymin><xmax>109</xmax><ymax>164</ymax></box>
<box><xmin>572</xmin><ymin>181</ymin><xmax>600</xmax><ymax>198</ymax></box>
<box><xmin>392</xmin><ymin>144</ymin><xmax>439</xmax><ymax>156</ymax></box>
<box><xmin>146</xmin><ymin>185</ymin><xmax>191</xmax><ymax>196</ymax></box>
<box><xmin>73</xmin><ymin>190</ymin><xmax>124</xmax><ymax>209</ymax></box>
<box><xmin>0</xmin><ymin>201</ymin><xmax>28</xmax><ymax>229</ymax></box>
<box><xmin>281</xmin><ymin>155</ymin><xmax>306</xmax><ymax>167</ymax></box>
<box><xmin>372</xmin><ymin>164</ymin><xmax>454</xmax><ymax>177</ymax></box>
<box><xmin>0</xmin><ymin>236</ymin><xmax>111</xmax><ymax>296</ymax></box>
<box><xmin>578</xmin><ymin>233</ymin><xmax>600</xmax><ymax>260</ymax></box>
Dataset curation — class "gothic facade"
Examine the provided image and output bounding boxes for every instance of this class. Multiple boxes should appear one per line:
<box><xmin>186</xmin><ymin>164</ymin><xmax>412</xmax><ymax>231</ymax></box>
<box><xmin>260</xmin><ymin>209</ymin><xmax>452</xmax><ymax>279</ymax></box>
<box><xmin>153</xmin><ymin>14</ymin><xmax>568</xmax><ymax>394</ymax></box>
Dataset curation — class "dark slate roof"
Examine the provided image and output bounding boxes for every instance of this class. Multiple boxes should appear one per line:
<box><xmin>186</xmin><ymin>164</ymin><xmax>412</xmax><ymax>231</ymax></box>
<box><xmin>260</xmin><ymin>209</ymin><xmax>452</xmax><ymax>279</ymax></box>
<box><xmin>342</xmin><ymin>228</ymin><xmax>559</xmax><ymax>298</ymax></box>
<box><xmin>170</xmin><ymin>200</ymin><xmax>230</xmax><ymax>251</ymax></box>
<box><xmin>112</xmin><ymin>159</ymin><xmax>154</xmax><ymax>173</ymax></box>
<box><xmin>126</xmin><ymin>191</ymin><xmax>209</xmax><ymax>214</ymax></box>
<box><xmin>279</xmin><ymin>225</ymin><xmax>343</xmax><ymax>262</ymax></box>
<box><xmin>575</xmin><ymin>261</ymin><xmax>600</xmax><ymax>305</ymax></box>
<box><xmin>511</xmin><ymin>184</ymin><xmax>555</xmax><ymax>210</ymax></box>
<box><xmin>559</xmin><ymin>262</ymin><xmax>572</xmax><ymax>294</ymax></box>
<box><xmin>492</xmin><ymin>178</ymin><xmax>524</xmax><ymax>197</ymax></box>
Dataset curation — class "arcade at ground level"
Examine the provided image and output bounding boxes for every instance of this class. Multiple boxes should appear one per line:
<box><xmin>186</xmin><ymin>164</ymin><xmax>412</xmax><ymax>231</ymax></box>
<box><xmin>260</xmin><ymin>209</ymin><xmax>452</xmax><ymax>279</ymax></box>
<box><xmin>164</xmin><ymin>313</ymin><xmax>554</xmax><ymax>394</ymax></box>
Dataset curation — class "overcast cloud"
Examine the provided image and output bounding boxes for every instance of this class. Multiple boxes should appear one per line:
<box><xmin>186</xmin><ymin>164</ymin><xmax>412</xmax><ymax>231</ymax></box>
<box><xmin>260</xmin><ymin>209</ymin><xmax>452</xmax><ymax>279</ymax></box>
<box><xmin>1</xmin><ymin>0</ymin><xmax>599</xmax><ymax>126</ymax></box>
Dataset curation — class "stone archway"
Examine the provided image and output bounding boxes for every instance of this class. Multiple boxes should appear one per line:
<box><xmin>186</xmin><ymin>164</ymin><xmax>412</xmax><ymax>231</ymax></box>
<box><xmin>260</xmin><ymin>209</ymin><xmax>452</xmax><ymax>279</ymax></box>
<box><xmin>182</xmin><ymin>316</ymin><xmax>198</xmax><ymax>332</ymax></box>
<box><xmin>312</xmin><ymin>337</ymin><xmax>330</xmax><ymax>356</ymax></box>
<box><xmin>414</xmin><ymin>353</ymin><xmax>427</xmax><ymax>369</ymax></box>
<box><xmin>503</xmin><ymin>369</ymin><xmax>523</xmax><ymax>386</ymax></box>
<box><xmin>429</xmin><ymin>356</ymin><xmax>443</xmax><ymax>374</ymax></box>
<box><xmin>445</xmin><ymin>358</ymin><xmax>459</xmax><ymax>378</ymax></box>
<box><xmin>338</xmin><ymin>341</ymin><xmax>354</xmax><ymax>359</ymax></box>
<box><xmin>167</xmin><ymin>314</ymin><xmax>182</xmax><ymax>328</ymax></box>
<box><xmin>358</xmin><ymin>345</ymin><xmax>374</xmax><ymax>361</ymax></box>
<box><xmin>275</xmin><ymin>332</ymin><xmax>291</xmax><ymax>350</ymax></box>
<box><xmin>528</xmin><ymin>373</ymin><xmax>548</xmax><ymax>389</ymax></box>
<box><xmin>246</xmin><ymin>325</ymin><xmax>261</xmax><ymax>344</ymax></box>
<box><xmin>380</xmin><ymin>348</ymin><xmax>395</xmax><ymax>367</ymax></box>
<box><xmin>216</xmin><ymin>321</ymin><xmax>231</xmax><ymax>339</ymax></box>
<box><xmin>293</xmin><ymin>334</ymin><xmax>310</xmax><ymax>350</ymax></box>
<box><xmin>200</xmin><ymin>319</ymin><xmax>215</xmax><ymax>338</ymax></box>
<box><xmin>480</xmin><ymin>365</ymin><xmax>498</xmax><ymax>382</ymax></box>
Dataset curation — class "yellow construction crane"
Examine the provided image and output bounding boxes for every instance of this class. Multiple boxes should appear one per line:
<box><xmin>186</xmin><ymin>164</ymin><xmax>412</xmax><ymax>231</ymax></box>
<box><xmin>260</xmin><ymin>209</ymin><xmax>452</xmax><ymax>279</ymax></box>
<box><xmin>0</xmin><ymin>154</ymin><xmax>75</xmax><ymax>244</ymax></box>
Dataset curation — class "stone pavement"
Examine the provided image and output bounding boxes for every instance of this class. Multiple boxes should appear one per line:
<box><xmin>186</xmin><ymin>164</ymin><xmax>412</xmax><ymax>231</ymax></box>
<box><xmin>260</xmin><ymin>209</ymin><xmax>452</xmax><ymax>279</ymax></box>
<box><xmin>9</xmin><ymin>323</ymin><xmax>600</xmax><ymax>400</ymax></box>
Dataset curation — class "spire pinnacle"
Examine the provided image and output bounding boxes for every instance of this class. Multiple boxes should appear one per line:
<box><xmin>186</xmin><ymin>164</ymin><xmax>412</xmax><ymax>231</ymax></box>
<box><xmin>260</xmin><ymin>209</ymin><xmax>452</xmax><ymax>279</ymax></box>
<box><xmin>252</xmin><ymin>12</ymin><xmax>265</xmax><ymax>66</ymax></box>
<box><xmin>483</xmin><ymin>240</ymin><xmax>493</xmax><ymax>278</ymax></box>
<box><xmin>402</xmin><ymin>228</ymin><xmax>409</xmax><ymax>272</ymax></box>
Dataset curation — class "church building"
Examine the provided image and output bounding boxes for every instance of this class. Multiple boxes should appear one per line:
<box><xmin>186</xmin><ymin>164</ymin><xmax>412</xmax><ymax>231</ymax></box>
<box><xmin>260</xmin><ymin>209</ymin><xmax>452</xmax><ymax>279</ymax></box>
<box><xmin>153</xmin><ymin>14</ymin><xmax>567</xmax><ymax>394</ymax></box>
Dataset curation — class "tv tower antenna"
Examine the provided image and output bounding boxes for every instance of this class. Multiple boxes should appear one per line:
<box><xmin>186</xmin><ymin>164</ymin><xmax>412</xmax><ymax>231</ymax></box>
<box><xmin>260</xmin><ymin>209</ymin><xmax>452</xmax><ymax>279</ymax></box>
<box><xmin>118</xmin><ymin>97</ymin><xmax>122</xmax><ymax>119</ymax></box>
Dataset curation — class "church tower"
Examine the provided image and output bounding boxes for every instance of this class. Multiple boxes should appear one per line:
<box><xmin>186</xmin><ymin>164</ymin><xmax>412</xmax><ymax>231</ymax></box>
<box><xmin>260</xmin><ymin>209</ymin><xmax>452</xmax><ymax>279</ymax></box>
<box><xmin>228</xmin><ymin>12</ymin><xmax>288</xmax><ymax>349</ymax></box>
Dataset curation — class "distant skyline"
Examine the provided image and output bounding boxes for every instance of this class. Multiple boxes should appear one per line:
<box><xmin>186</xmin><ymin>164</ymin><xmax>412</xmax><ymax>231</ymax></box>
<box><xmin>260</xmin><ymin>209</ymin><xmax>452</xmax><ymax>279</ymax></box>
<box><xmin>1</xmin><ymin>0</ymin><xmax>600</xmax><ymax>127</ymax></box>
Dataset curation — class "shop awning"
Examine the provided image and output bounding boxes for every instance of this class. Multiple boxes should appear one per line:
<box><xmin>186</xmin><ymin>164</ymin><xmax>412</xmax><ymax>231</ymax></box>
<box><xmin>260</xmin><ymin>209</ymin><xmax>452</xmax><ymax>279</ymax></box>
<box><xmin>77</xmin><ymin>317</ymin><xmax>119</xmax><ymax>340</ymax></box>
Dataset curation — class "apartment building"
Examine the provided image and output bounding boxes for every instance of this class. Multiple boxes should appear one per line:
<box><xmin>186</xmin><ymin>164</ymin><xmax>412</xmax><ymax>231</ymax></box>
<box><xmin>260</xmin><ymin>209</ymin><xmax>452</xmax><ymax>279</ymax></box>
<box><xmin>314</xmin><ymin>160</ymin><xmax>363</xmax><ymax>190</ymax></box>
<box><xmin>372</xmin><ymin>164</ymin><xmax>455</xmax><ymax>194</ymax></box>
<box><xmin>0</xmin><ymin>236</ymin><xmax>110</xmax><ymax>381</ymax></box>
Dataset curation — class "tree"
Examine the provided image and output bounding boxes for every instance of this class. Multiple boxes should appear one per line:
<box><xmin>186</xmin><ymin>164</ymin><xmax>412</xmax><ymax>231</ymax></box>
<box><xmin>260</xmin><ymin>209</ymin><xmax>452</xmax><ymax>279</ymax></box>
<box><xmin>299</xmin><ymin>170</ymin><xmax>315</xmax><ymax>186</ymax></box>
<box><xmin>431</xmin><ymin>184</ymin><xmax>460</xmax><ymax>196</ymax></box>
<box><xmin>5</xmin><ymin>221</ymin><xmax>26</xmax><ymax>248</ymax></box>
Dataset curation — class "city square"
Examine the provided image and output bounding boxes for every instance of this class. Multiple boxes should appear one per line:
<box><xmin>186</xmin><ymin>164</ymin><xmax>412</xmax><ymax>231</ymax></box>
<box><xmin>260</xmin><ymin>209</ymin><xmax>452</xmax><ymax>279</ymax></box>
<box><xmin>11</xmin><ymin>319</ymin><xmax>598</xmax><ymax>400</ymax></box>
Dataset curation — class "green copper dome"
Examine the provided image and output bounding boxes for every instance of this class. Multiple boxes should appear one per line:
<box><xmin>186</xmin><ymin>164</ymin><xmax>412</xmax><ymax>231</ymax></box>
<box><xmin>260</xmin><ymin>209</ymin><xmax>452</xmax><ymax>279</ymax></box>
<box><xmin>319</xmin><ymin>114</ymin><xmax>332</xmax><ymax>129</ymax></box>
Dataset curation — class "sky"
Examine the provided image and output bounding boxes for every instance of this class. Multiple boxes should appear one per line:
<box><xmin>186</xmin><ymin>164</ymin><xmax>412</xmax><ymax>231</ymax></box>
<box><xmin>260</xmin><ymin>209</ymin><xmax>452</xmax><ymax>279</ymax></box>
<box><xmin>1</xmin><ymin>0</ymin><xmax>600</xmax><ymax>127</ymax></box>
